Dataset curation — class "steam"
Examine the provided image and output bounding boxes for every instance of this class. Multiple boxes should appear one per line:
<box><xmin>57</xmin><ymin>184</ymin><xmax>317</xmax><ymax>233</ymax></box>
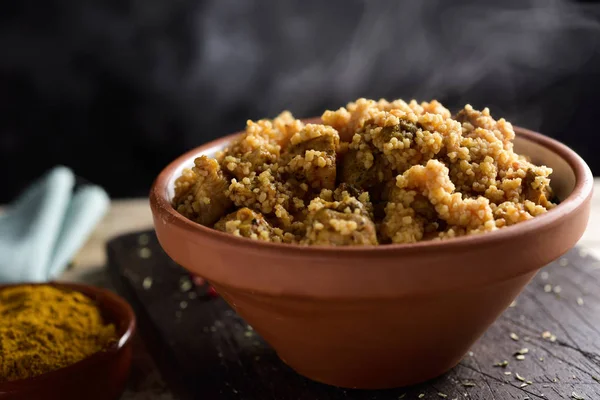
<box><xmin>182</xmin><ymin>0</ymin><xmax>600</xmax><ymax>131</ymax></box>
<box><xmin>1</xmin><ymin>0</ymin><xmax>599</xmax><ymax>141</ymax></box>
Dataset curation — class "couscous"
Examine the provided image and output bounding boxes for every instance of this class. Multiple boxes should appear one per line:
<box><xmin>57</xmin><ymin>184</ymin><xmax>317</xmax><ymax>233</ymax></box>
<box><xmin>172</xmin><ymin>98</ymin><xmax>555</xmax><ymax>245</ymax></box>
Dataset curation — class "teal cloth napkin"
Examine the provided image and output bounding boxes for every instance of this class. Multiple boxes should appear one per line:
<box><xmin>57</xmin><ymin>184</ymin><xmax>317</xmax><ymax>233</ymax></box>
<box><xmin>0</xmin><ymin>166</ymin><xmax>109</xmax><ymax>283</ymax></box>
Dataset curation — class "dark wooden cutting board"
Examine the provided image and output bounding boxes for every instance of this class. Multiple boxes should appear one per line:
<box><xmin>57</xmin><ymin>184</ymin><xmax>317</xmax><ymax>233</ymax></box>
<box><xmin>107</xmin><ymin>230</ymin><xmax>600</xmax><ymax>400</ymax></box>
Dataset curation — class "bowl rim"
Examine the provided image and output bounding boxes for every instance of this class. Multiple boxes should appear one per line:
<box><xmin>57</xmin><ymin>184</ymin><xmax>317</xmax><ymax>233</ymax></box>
<box><xmin>0</xmin><ymin>282</ymin><xmax>136</xmax><ymax>389</ymax></box>
<box><xmin>150</xmin><ymin>123</ymin><xmax>594</xmax><ymax>257</ymax></box>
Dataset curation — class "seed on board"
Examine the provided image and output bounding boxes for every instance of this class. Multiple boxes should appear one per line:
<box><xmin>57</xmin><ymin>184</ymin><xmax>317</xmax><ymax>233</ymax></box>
<box><xmin>462</xmin><ymin>381</ymin><xmax>476</xmax><ymax>387</ymax></box>
<box><xmin>544</xmin><ymin>284</ymin><xmax>552</xmax><ymax>293</ymax></box>
<box><xmin>494</xmin><ymin>360</ymin><xmax>509</xmax><ymax>367</ymax></box>
<box><xmin>138</xmin><ymin>233</ymin><xmax>150</xmax><ymax>246</ymax></box>
<box><xmin>179</xmin><ymin>277</ymin><xmax>193</xmax><ymax>292</ymax></box>
<box><xmin>139</xmin><ymin>247</ymin><xmax>152</xmax><ymax>259</ymax></box>
<box><xmin>515</xmin><ymin>355</ymin><xmax>526</xmax><ymax>361</ymax></box>
<box><xmin>510</xmin><ymin>332</ymin><xmax>519</xmax><ymax>341</ymax></box>
<box><xmin>516</xmin><ymin>373</ymin><xmax>526</xmax><ymax>382</ymax></box>
<box><xmin>515</xmin><ymin>348</ymin><xmax>529</xmax><ymax>355</ymax></box>
<box><xmin>593</xmin><ymin>375</ymin><xmax>600</xmax><ymax>383</ymax></box>
<box><xmin>509</xmin><ymin>300</ymin><xmax>518</xmax><ymax>308</ymax></box>
<box><xmin>577</xmin><ymin>297</ymin><xmax>584</xmax><ymax>306</ymax></box>
<box><xmin>553</xmin><ymin>285</ymin><xmax>562</xmax><ymax>294</ymax></box>
<box><xmin>504</xmin><ymin>371</ymin><xmax>512</xmax><ymax>375</ymax></box>
<box><xmin>468</xmin><ymin>351</ymin><xmax>474</xmax><ymax>357</ymax></box>
<box><xmin>418</xmin><ymin>394</ymin><xmax>425</xmax><ymax>399</ymax></box>
<box><xmin>520</xmin><ymin>383</ymin><xmax>529</xmax><ymax>388</ymax></box>
<box><xmin>572</xmin><ymin>392</ymin><xmax>585</xmax><ymax>400</ymax></box>
<box><xmin>559</xmin><ymin>257</ymin><xmax>569</xmax><ymax>266</ymax></box>
<box><xmin>398</xmin><ymin>394</ymin><xmax>406</xmax><ymax>399</ymax></box>
<box><xmin>542</xmin><ymin>331</ymin><xmax>557</xmax><ymax>342</ymax></box>
<box><xmin>540</xmin><ymin>271</ymin><xmax>549</xmax><ymax>280</ymax></box>
<box><xmin>142</xmin><ymin>276</ymin><xmax>153</xmax><ymax>290</ymax></box>
<box><xmin>437</xmin><ymin>393</ymin><xmax>448</xmax><ymax>398</ymax></box>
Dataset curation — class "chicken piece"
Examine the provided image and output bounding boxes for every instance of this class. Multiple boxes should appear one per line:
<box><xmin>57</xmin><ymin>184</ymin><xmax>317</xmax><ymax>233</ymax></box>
<box><xmin>226</xmin><ymin>168</ymin><xmax>310</xmax><ymax>231</ymax></box>
<box><xmin>283</xmin><ymin>124</ymin><xmax>339</xmax><ymax>190</ymax></box>
<box><xmin>454</xmin><ymin>104</ymin><xmax>515</xmax><ymax>150</ymax></box>
<box><xmin>333</xmin><ymin>183</ymin><xmax>363</xmax><ymax>201</ymax></box>
<box><xmin>313</xmin><ymin>184</ymin><xmax>374</xmax><ymax>217</ymax></box>
<box><xmin>372</xmin><ymin>120</ymin><xmax>420</xmax><ymax>146</ymax></box>
<box><xmin>379</xmin><ymin>186</ymin><xmax>423</xmax><ymax>244</ymax></box>
<box><xmin>522</xmin><ymin>167</ymin><xmax>554</xmax><ymax>208</ymax></box>
<box><xmin>339</xmin><ymin>149</ymin><xmax>396</xmax><ymax>204</ymax></box>
<box><xmin>219</xmin><ymin>112</ymin><xmax>302</xmax><ymax>180</ymax></box>
<box><xmin>227</xmin><ymin>169</ymin><xmax>291</xmax><ymax>215</ymax></box>
<box><xmin>339</xmin><ymin>149</ymin><xmax>369</xmax><ymax>186</ymax></box>
<box><xmin>410</xmin><ymin>193</ymin><xmax>437</xmax><ymax>221</ymax></box>
<box><xmin>380</xmin><ymin>201</ymin><xmax>424</xmax><ymax>244</ymax></box>
<box><xmin>173</xmin><ymin>156</ymin><xmax>232</xmax><ymax>226</ymax></box>
<box><xmin>332</xmin><ymin>183</ymin><xmax>374</xmax><ymax>219</ymax></box>
<box><xmin>221</xmin><ymin>147</ymin><xmax>277</xmax><ymax>180</ymax></box>
<box><xmin>321</xmin><ymin>98</ymin><xmax>449</xmax><ymax>141</ymax></box>
<box><xmin>303</xmin><ymin>208</ymin><xmax>378</xmax><ymax>246</ymax></box>
<box><xmin>380</xmin><ymin>183</ymin><xmax>443</xmax><ymax>244</ymax></box>
<box><xmin>369</xmin><ymin>120</ymin><xmax>444</xmax><ymax>173</ymax></box>
<box><xmin>214</xmin><ymin>208</ymin><xmax>280</xmax><ymax>242</ymax></box>
<box><xmin>341</xmin><ymin>116</ymin><xmax>441</xmax><ymax>195</ymax></box>
<box><xmin>303</xmin><ymin>187</ymin><xmax>377</xmax><ymax>245</ymax></box>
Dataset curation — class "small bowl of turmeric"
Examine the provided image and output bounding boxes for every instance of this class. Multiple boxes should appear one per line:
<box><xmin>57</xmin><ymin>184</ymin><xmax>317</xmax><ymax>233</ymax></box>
<box><xmin>0</xmin><ymin>282</ymin><xmax>136</xmax><ymax>400</ymax></box>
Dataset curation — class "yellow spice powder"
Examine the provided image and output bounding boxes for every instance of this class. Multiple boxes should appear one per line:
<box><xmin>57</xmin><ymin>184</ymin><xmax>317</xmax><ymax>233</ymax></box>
<box><xmin>0</xmin><ymin>285</ymin><xmax>116</xmax><ymax>382</ymax></box>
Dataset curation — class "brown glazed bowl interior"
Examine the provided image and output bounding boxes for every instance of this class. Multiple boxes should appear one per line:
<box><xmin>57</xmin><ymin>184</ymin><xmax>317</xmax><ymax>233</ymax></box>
<box><xmin>150</xmin><ymin>123</ymin><xmax>593</xmax><ymax>389</ymax></box>
<box><xmin>0</xmin><ymin>282</ymin><xmax>136</xmax><ymax>400</ymax></box>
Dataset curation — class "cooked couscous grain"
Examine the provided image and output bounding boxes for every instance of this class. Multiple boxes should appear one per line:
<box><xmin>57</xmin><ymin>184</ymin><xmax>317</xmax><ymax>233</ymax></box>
<box><xmin>173</xmin><ymin>98</ymin><xmax>556</xmax><ymax>245</ymax></box>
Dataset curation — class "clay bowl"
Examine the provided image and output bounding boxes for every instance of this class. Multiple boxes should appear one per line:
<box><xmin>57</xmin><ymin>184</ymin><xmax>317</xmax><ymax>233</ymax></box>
<box><xmin>0</xmin><ymin>282</ymin><xmax>136</xmax><ymax>400</ymax></box>
<box><xmin>150</xmin><ymin>123</ymin><xmax>593</xmax><ymax>389</ymax></box>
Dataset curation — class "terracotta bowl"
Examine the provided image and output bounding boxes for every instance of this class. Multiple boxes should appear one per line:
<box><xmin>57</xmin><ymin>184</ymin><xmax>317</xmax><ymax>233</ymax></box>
<box><xmin>0</xmin><ymin>282</ymin><xmax>136</xmax><ymax>400</ymax></box>
<box><xmin>150</xmin><ymin>124</ymin><xmax>593</xmax><ymax>389</ymax></box>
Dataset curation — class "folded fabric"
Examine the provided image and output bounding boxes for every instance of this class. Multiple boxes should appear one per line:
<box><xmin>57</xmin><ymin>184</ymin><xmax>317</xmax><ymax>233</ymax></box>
<box><xmin>0</xmin><ymin>166</ymin><xmax>109</xmax><ymax>283</ymax></box>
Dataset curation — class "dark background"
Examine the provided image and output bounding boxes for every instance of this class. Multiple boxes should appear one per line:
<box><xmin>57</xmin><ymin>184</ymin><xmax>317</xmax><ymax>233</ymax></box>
<box><xmin>2</xmin><ymin>0</ymin><xmax>600</xmax><ymax>202</ymax></box>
